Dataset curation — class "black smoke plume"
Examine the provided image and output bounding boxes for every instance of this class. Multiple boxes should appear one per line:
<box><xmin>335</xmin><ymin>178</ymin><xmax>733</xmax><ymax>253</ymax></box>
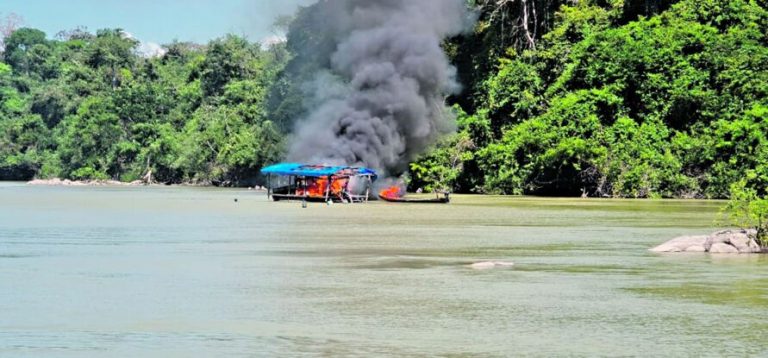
<box><xmin>287</xmin><ymin>0</ymin><xmax>474</xmax><ymax>175</ymax></box>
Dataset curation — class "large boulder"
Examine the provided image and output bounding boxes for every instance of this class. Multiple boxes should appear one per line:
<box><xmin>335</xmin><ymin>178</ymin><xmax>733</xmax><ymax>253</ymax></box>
<box><xmin>684</xmin><ymin>245</ymin><xmax>706</xmax><ymax>252</ymax></box>
<box><xmin>704</xmin><ymin>229</ymin><xmax>753</xmax><ymax>251</ymax></box>
<box><xmin>728</xmin><ymin>235</ymin><xmax>749</xmax><ymax>251</ymax></box>
<box><xmin>728</xmin><ymin>236</ymin><xmax>763</xmax><ymax>253</ymax></box>
<box><xmin>704</xmin><ymin>232</ymin><xmax>730</xmax><ymax>251</ymax></box>
<box><xmin>651</xmin><ymin>229</ymin><xmax>764</xmax><ymax>254</ymax></box>
<box><xmin>649</xmin><ymin>235</ymin><xmax>708</xmax><ymax>252</ymax></box>
<box><xmin>744</xmin><ymin>239</ymin><xmax>763</xmax><ymax>254</ymax></box>
<box><xmin>709</xmin><ymin>242</ymin><xmax>740</xmax><ymax>254</ymax></box>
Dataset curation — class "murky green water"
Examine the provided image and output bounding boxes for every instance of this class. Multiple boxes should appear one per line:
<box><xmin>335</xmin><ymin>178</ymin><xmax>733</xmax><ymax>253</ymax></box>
<box><xmin>1</xmin><ymin>182</ymin><xmax>767</xmax><ymax>357</ymax></box>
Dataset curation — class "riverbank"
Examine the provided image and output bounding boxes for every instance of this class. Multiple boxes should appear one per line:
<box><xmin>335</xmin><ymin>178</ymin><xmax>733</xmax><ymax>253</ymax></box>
<box><xmin>24</xmin><ymin>178</ymin><xmax>269</xmax><ymax>190</ymax></box>
<box><xmin>27</xmin><ymin>178</ymin><xmax>148</xmax><ymax>186</ymax></box>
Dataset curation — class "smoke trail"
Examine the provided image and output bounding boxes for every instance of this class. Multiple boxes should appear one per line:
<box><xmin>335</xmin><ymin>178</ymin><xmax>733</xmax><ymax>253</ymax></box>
<box><xmin>287</xmin><ymin>0</ymin><xmax>474</xmax><ymax>174</ymax></box>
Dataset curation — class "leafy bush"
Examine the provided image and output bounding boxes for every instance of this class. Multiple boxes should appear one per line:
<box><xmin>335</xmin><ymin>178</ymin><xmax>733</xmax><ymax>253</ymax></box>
<box><xmin>71</xmin><ymin>166</ymin><xmax>109</xmax><ymax>180</ymax></box>
<box><xmin>723</xmin><ymin>177</ymin><xmax>768</xmax><ymax>247</ymax></box>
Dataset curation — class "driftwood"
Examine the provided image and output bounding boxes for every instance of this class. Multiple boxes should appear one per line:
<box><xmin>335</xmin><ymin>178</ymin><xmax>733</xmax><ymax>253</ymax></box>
<box><xmin>142</xmin><ymin>169</ymin><xmax>153</xmax><ymax>185</ymax></box>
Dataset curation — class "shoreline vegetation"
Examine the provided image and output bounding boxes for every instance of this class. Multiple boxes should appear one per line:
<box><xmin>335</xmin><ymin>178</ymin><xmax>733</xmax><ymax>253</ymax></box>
<box><xmin>0</xmin><ymin>0</ymin><xmax>766</xmax><ymax>200</ymax></box>
<box><xmin>25</xmin><ymin>178</ymin><xmax>267</xmax><ymax>189</ymax></box>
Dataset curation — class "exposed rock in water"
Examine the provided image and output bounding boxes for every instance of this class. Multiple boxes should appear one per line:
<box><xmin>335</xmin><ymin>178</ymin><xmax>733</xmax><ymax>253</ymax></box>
<box><xmin>649</xmin><ymin>235</ymin><xmax>709</xmax><ymax>253</ymax></box>
<box><xmin>469</xmin><ymin>261</ymin><xmax>515</xmax><ymax>270</ymax></box>
<box><xmin>650</xmin><ymin>229</ymin><xmax>763</xmax><ymax>254</ymax></box>
<box><xmin>684</xmin><ymin>245</ymin><xmax>706</xmax><ymax>252</ymax></box>
<box><xmin>729</xmin><ymin>236</ymin><xmax>749</xmax><ymax>251</ymax></box>
<box><xmin>708</xmin><ymin>242</ymin><xmax>740</xmax><ymax>254</ymax></box>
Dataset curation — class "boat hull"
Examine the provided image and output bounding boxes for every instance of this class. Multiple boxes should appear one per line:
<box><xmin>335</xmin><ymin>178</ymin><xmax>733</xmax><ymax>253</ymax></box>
<box><xmin>380</xmin><ymin>193</ymin><xmax>450</xmax><ymax>204</ymax></box>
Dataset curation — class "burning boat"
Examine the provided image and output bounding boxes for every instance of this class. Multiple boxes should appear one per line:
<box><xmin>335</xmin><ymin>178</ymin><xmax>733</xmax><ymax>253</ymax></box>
<box><xmin>261</xmin><ymin>163</ymin><xmax>450</xmax><ymax>204</ymax></box>
<box><xmin>378</xmin><ymin>185</ymin><xmax>450</xmax><ymax>204</ymax></box>
<box><xmin>261</xmin><ymin>163</ymin><xmax>377</xmax><ymax>203</ymax></box>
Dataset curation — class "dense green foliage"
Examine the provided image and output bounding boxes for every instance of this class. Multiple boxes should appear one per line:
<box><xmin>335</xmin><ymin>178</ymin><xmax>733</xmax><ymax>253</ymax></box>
<box><xmin>724</xmin><ymin>175</ymin><xmax>768</xmax><ymax>246</ymax></box>
<box><xmin>0</xmin><ymin>30</ymin><xmax>286</xmax><ymax>185</ymax></box>
<box><xmin>1</xmin><ymin>0</ymin><xmax>766</xmax><ymax>198</ymax></box>
<box><xmin>411</xmin><ymin>0</ymin><xmax>768</xmax><ymax>198</ymax></box>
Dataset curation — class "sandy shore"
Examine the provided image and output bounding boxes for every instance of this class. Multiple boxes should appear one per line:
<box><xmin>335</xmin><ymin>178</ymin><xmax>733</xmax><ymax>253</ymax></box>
<box><xmin>26</xmin><ymin>178</ymin><xmax>269</xmax><ymax>190</ymax></box>
<box><xmin>27</xmin><ymin>178</ymin><xmax>147</xmax><ymax>186</ymax></box>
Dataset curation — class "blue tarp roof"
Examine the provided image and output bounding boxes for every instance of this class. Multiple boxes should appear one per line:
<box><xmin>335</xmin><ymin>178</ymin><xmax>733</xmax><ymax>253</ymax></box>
<box><xmin>260</xmin><ymin>163</ymin><xmax>377</xmax><ymax>179</ymax></box>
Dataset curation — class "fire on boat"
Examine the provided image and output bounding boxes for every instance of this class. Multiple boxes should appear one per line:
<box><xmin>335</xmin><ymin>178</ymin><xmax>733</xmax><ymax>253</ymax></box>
<box><xmin>260</xmin><ymin>163</ymin><xmax>450</xmax><ymax>204</ymax></box>
<box><xmin>261</xmin><ymin>163</ymin><xmax>377</xmax><ymax>203</ymax></box>
<box><xmin>378</xmin><ymin>184</ymin><xmax>450</xmax><ymax>204</ymax></box>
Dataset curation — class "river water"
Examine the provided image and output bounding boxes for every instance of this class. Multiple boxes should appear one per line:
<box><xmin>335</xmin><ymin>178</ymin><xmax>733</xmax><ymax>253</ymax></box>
<box><xmin>1</xmin><ymin>182</ymin><xmax>766</xmax><ymax>357</ymax></box>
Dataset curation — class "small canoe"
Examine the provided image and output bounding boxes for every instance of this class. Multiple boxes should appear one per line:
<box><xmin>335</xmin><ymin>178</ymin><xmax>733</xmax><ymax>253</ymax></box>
<box><xmin>380</xmin><ymin>193</ymin><xmax>450</xmax><ymax>204</ymax></box>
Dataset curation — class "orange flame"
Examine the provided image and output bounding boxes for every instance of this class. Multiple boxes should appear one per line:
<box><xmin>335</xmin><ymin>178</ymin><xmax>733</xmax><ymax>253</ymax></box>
<box><xmin>296</xmin><ymin>177</ymin><xmax>347</xmax><ymax>198</ymax></box>
<box><xmin>379</xmin><ymin>185</ymin><xmax>404</xmax><ymax>199</ymax></box>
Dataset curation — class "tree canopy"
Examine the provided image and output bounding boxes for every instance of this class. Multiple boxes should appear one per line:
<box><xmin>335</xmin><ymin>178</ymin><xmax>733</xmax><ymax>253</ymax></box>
<box><xmin>410</xmin><ymin>0</ymin><xmax>768</xmax><ymax>198</ymax></box>
<box><xmin>0</xmin><ymin>28</ymin><xmax>286</xmax><ymax>185</ymax></box>
<box><xmin>1</xmin><ymin>0</ymin><xmax>766</xmax><ymax>198</ymax></box>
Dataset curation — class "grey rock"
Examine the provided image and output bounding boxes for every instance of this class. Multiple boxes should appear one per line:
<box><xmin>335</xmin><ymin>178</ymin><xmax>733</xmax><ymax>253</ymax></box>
<box><xmin>469</xmin><ymin>261</ymin><xmax>515</xmax><ymax>270</ymax></box>
<box><xmin>685</xmin><ymin>245</ymin><xmax>707</xmax><ymax>252</ymax></box>
<box><xmin>653</xmin><ymin>229</ymin><xmax>765</xmax><ymax>254</ymax></box>
<box><xmin>649</xmin><ymin>235</ymin><xmax>708</xmax><ymax>252</ymax></box>
<box><xmin>705</xmin><ymin>229</ymin><xmax>751</xmax><ymax>251</ymax></box>
<box><xmin>704</xmin><ymin>235</ymin><xmax>726</xmax><ymax>251</ymax></box>
<box><xmin>741</xmin><ymin>239</ymin><xmax>763</xmax><ymax>253</ymax></box>
<box><xmin>708</xmin><ymin>242</ymin><xmax>739</xmax><ymax>254</ymax></box>
<box><xmin>651</xmin><ymin>245</ymin><xmax>682</xmax><ymax>252</ymax></box>
<box><xmin>730</xmin><ymin>236</ymin><xmax>751</xmax><ymax>252</ymax></box>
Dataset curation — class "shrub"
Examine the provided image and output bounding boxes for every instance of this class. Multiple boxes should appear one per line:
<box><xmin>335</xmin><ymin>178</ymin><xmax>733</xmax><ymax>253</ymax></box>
<box><xmin>723</xmin><ymin>177</ymin><xmax>768</xmax><ymax>246</ymax></box>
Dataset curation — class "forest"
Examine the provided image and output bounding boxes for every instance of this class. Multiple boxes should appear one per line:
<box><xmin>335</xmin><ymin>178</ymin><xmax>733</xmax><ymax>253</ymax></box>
<box><xmin>0</xmin><ymin>0</ymin><xmax>766</xmax><ymax>198</ymax></box>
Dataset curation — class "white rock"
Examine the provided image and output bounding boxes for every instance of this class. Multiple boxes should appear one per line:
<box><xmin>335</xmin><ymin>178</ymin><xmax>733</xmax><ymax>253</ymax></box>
<box><xmin>706</xmin><ymin>229</ymin><xmax>751</xmax><ymax>251</ymax></box>
<box><xmin>652</xmin><ymin>245</ymin><xmax>681</xmax><ymax>253</ymax></box>
<box><xmin>649</xmin><ymin>235</ymin><xmax>708</xmax><ymax>252</ymax></box>
<box><xmin>705</xmin><ymin>232</ymin><xmax>730</xmax><ymax>250</ymax></box>
<box><xmin>685</xmin><ymin>245</ymin><xmax>706</xmax><ymax>252</ymax></box>
<box><xmin>469</xmin><ymin>261</ymin><xmax>515</xmax><ymax>270</ymax></box>
<box><xmin>747</xmin><ymin>239</ymin><xmax>762</xmax><ymax>253</ymax></box>
<box><xmin>729</xmin><ymin>236</ymin><xmax>751</xmax><ymax>252</ymax></box>
<box><xmin>653</xmin><ymin>229</ymin><xmax>765</xmax><ymax>254</ymax></box>
<box><xmin>708</xmin><ymin>242</ymin><xmax>739</xmax><ymax>254</ymax></box>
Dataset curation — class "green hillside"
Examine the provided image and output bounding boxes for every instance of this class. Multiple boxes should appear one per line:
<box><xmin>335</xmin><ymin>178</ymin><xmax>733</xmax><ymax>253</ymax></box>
<box><xmin>0</xmin><ymin>0</ymin><xmax>766</xmax><ymax>198</ymax></box>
